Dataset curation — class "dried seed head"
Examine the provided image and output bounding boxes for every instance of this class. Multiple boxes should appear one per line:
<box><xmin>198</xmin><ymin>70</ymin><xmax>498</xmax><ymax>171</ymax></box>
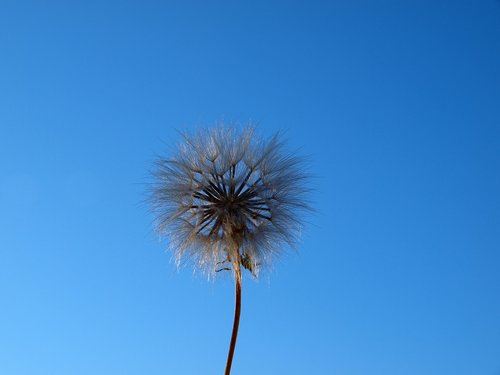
<box><xmin>150</xmin><ymin>124</ymin><xmax>310</xmax><ymax>276</ymax></box>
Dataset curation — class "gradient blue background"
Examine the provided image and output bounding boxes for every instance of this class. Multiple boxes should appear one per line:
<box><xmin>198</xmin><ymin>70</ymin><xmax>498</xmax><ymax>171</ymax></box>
<box><xmin>1</xmin><ymin>1</ymin><xmax>499</xmax><ymax>374</ymax></box>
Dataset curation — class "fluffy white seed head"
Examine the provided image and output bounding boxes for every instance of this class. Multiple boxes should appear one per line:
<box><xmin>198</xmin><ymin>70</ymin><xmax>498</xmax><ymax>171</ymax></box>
<box><xmin>150</xmin><ymin>125</ymin><xmax>310</xmax><ymax>277</ymax></box>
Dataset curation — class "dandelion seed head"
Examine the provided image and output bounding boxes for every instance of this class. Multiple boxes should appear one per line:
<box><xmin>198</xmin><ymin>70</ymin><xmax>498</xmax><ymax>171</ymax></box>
<box><xmin>150</xmin><ymin>124</ymin><xmax>310</xmax><ymax>276</ymax></box>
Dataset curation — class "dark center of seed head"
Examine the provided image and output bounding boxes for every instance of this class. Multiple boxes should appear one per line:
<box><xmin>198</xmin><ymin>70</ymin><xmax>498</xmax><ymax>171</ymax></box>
<box><xmin>223</xmin><ymin>198</ymin><xmax>236</xmax><ymax>211</ymax></box>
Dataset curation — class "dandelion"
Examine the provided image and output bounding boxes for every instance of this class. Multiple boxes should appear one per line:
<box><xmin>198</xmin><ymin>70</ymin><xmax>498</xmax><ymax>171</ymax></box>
<box><xmin>150</xmin><ymin>124</ymin><xmax>310</xmax><ymax>374</ymax></box>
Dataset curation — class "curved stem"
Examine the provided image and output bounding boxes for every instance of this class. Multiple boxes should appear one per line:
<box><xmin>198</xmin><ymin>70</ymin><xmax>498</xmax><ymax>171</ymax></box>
<box><xmin>224</xmin><ymin>262</ymin><xmax>242</xmax><ymax>375</ymax></box>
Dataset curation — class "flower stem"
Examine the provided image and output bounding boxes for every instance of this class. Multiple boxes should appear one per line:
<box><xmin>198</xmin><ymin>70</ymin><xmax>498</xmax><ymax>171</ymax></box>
<box><xmin>224</xmin><ymin>262</ymin><xmax>241</xmax><ymax>375</ymax></box>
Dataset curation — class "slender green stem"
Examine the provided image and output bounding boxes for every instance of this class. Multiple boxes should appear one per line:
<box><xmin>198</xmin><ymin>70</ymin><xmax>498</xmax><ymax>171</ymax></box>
<box><xmin>224</xmin><ymin>262</ymin><xmax>242</xmax><ymax>375</ymax></box>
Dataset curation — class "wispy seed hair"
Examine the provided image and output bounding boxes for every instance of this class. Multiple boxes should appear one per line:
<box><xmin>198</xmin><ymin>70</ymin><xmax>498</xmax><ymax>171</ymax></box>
<box><xmin>150</xmin><ymin>124</ymin><xmax>310</xmax><ymax>276</ymax></box>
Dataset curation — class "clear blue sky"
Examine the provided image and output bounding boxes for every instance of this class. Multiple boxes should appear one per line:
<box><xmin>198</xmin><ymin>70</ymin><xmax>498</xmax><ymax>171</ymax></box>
<box><xmin>1</xmin><ymin>1</ymin><xmax>499</xmax><ymax>374</ymax></box>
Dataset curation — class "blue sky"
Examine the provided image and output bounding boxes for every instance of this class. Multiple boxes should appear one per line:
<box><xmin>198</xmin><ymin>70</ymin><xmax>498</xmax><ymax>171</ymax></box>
<box><xmin>1</xmin><ymin>1</ymin><xmax>499</xmax><ymax>374</ymax></box>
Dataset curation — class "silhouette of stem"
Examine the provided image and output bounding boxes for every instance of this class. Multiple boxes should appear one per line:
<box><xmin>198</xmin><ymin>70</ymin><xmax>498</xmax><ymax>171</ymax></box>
<box><xmin>224</xmin><ymin>261</ymin><xmax>241</xmax><ymax>375</ymax></box>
